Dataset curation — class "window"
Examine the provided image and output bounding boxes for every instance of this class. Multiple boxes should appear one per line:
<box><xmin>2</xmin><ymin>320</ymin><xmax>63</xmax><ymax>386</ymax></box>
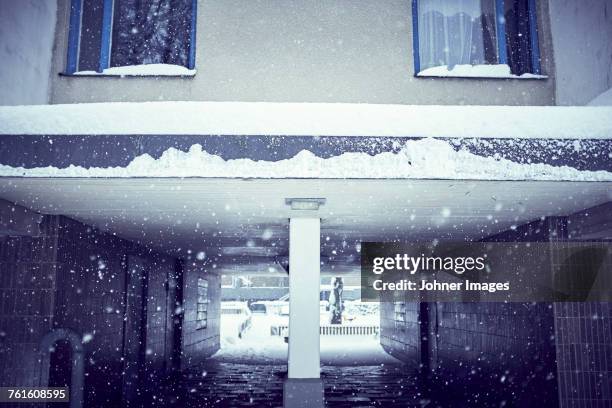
<box><xmin>65</xmin><ymin>0</ymin><xmax>197</xmax><ymax>74</ymax></box>
<box><xmin>196</xmin><ymin>278</ymin><xmax>208</xmax><ymax>330</ymax></box>
<box><xmin>221</xmin><ymin>275</ymin><xmax>234</xmax><ymax>288</ymax></box>
<box><xmin>394</xmin><ymin>302</ymin><xmax>406</xmax><ymax>332</ymax></box>
<box><xmin>412</xmin><ymin>0</ymin><xmax>542</xmax><ymax>77</ymax></box>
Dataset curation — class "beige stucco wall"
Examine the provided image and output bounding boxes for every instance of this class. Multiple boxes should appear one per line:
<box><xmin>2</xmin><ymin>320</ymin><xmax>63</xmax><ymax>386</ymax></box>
<box><xmin>50</xmin><ymin>0</ymin><xmax>556</xmax><ymax>106</ymax></box>
<box><xmin>548</xmin><ymin>0</ymin><xmax>612</xmax><ymax>105</ymax></box>
<box><xmin>0</xmin><ymin>0</ymin><xmax>57</xmax><ymax>105</ymax></box>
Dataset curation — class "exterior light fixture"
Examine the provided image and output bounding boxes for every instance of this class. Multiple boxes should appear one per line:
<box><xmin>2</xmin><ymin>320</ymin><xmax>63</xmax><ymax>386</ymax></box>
<box><xmin>284</xmin><ymin>198</ymin><xmax>326</xmax><ymax>211</ymax></box>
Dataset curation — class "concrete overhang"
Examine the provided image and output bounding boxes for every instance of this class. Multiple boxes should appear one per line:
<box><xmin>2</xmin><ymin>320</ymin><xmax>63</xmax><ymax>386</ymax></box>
<box><xmin>0</xmin><ymin>178</ymin><xmax>609</xmax><ymax>275</ymax></box>
<box><xmin>0</xmin><ymin>102</ymin><xmax>611</xmax><ymax>172</ymax></box>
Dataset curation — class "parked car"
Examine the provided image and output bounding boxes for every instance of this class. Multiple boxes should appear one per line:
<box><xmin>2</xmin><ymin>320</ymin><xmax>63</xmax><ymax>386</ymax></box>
<box><xmin>248</xmin><ymin>302</ymin><xmax>267</xmax><ymax>314</ymax></box>
<box><xmin>220</xmin><ymin>302</ymin><xmax>252</xmax><ymax>340</ymax></box>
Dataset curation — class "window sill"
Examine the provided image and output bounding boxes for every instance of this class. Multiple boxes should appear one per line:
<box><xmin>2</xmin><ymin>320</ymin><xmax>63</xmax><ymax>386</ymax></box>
<box><xmin>416</xmin><ymin>64</ymin><xmax>548</xmax><ymax>80</ymax></box>
<box><xmin>60</xmin><ymin>72</ymin><xmax>196</xmax><ymax>78</ymax></box>
<box><xmin>60</xmin><ymin>63</ymin><xmax>197</xmax><ymax>78</ymax></box>
<box><xmin>416</xmin><ymin>73</ymin><xmax>548</xmax><ymax>80</ymax></box>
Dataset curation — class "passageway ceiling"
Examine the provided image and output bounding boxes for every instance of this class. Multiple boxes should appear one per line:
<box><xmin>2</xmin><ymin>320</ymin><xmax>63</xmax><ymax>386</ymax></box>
<box><xmin>0</xmin><ymin>178</ymin><xmax>610</xmax><ymax>275</ymax></box>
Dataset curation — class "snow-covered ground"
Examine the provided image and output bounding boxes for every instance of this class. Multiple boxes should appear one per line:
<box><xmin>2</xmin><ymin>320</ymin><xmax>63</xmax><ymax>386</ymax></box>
<box><xmin>1</xmin><ymin>138</ymin><xmax>611</xmax><ymax>181</ymax></box>
<box><xmin>214</xmin><ymin>314</ymin><xmax>400</xmax><ymax>366</ymax></box>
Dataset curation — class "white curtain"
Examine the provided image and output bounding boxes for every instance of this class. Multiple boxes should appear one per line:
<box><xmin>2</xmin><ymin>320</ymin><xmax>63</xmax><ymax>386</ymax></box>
<box><xmin>418</xmin><ymin>0</ymin><xmax>489</xmax><ymax>70</ymax></box>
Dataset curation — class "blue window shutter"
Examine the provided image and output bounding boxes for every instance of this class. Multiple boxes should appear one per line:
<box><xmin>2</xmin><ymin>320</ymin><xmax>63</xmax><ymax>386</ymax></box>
<box><xmin>411</xmin><ymin>0</ymin><xmax>420</xmax><ymax>75</ymax></box>
<box><xmin>188</xmin><ymin>0</ymin><xmax>198</xmax><ymax>70</ymax></box>
<box><xmin>495</xmin><ymin>0</ymin><xmax>508</xmax><ymax>65</ymax></box>
<box><xmin>528</xmin><ymin>0</ymin><xmax>541</xmax><ymax>74</ymax></box>
<box><xmin>98</xmin><ymin>0</ymin><xmax>114</xmax><ymax>73</ymax></box>
<box><xmin>66</xmin><ymin>0</ymin><xmax>83</xmax><ymax>74</ymax></box>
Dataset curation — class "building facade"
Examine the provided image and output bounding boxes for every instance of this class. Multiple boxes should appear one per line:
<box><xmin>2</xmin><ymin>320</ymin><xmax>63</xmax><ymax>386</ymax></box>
<box><xmin>1</xmin><ymin>0</ymin><xmax>610</xmax><ymax>107</ymax></box>
<box><xmin>1</xmin><ymin>1</ymin><xmax>611</xmax><ymax>407</ymax></box>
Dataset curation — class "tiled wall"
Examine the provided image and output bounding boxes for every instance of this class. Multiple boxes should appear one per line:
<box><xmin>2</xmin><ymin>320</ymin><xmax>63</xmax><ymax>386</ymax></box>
<box><xmin>434</xmin><ymin>301</ymin><xmax>558</xmax><ymax>405</ymax></box>
<box><xmin>181</xmin><ymin>260</ymin><xmax>221</xmax><ymax>368</ymax></box>
<box><xmin>432</xmin><ymin>212</ymin><xmax>612</xmax><ymax>406</ymax></box>
<box><xmin>0</xmin><ymin>206</ymin><xmax>190</xmax><ymax>407</ymax></box>
<box><xmin>379</xmin><ymin>288</ymin><xmax>420</xmax><ymax>366</ymax></box>
<box><xmin>145</xmin><ymin>256</ymin><xmax>182</xmax><ymax>380</ymax></box>
<box><xmin>380</xmin><ymin>209</ymin><xmax>612</xmax><ymax>406</ymax></box>
<box><xmin>429</xmin><ymin>217</ymin><xmax>562</xmax><ymax>404</ymax></box>
<box><xmin>554</xmin><ymin>203</ymin><xmax>612</xmax><ymax>408</ymax></box>
<box><xmin>53</xmin><ymin>216</ymin><xmax>130</xmax><ymax>406</ymax></box>
<box><xmin>554</xmin><ymin>302</ymin><xmax>612</xmax><ymax>407</ymax></box>
<box><xmin>53</xmin><ymin>215</ymin><xmax>181</xmax><ymax>407</ymax></box>
<box><xmin>0</xmin><ymin>215</ymin><xmax>59</xmax><ymax>387</ymax></box>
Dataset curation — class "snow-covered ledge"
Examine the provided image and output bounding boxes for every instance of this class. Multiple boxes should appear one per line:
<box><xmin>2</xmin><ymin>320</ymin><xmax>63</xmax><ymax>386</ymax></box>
<box><xmin>66</xmin><ymin>63</ymin><xmax>196</xmax><ymax>77</ymax></box>
<box><xmin>417</xmin><ymin>64</ymin><xmax>547</xmax><ymax>79</ymax></box>
<box><xmin>0</xmin><ymin>101</ymin><xmax>609</xmax><ymax>138</ymax></box>
<box><xmin>1</xmin><ymin>102</ymin><xmax>611</xmax><ymax>181</ymax></box>
<box><xmin>1</xmin><ymin>139</ymin><xmax>611</xmax><ymax>181</ymax></box>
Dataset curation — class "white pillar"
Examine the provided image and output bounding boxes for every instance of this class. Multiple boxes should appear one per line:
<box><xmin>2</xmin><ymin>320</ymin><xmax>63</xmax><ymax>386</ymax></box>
<box><xmin>288</xmin><ymin>216</ymin><xmax>320</xmax><ymax>379</ymax></box>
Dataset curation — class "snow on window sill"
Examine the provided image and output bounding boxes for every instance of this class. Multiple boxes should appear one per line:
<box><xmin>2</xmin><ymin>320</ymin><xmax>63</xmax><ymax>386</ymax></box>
<box><xmin>62</xmin><ymin>63</ymin><xmax>197</xmax><ymax>77</ymax></box>
<box><xmin>416</xmin><ymin>64</ymin><xmax>547</xmax><ymax>79</ymax></box>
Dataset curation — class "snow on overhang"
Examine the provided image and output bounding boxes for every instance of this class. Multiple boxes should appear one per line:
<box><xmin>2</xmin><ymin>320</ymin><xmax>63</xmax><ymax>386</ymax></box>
<box><xmin>1</xmin><ymin>138</ymin><xmax>611</xmax><ymax>180</ymax></box>
<box><xmin>1</xmin><ymin>102</ymin><xmax>611</xmax><ymax>180</ymax></box>
<box><xmin>1</xmin><ymin>101</ymin><xmax>612</xmax><ymax>139</ymax></box>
